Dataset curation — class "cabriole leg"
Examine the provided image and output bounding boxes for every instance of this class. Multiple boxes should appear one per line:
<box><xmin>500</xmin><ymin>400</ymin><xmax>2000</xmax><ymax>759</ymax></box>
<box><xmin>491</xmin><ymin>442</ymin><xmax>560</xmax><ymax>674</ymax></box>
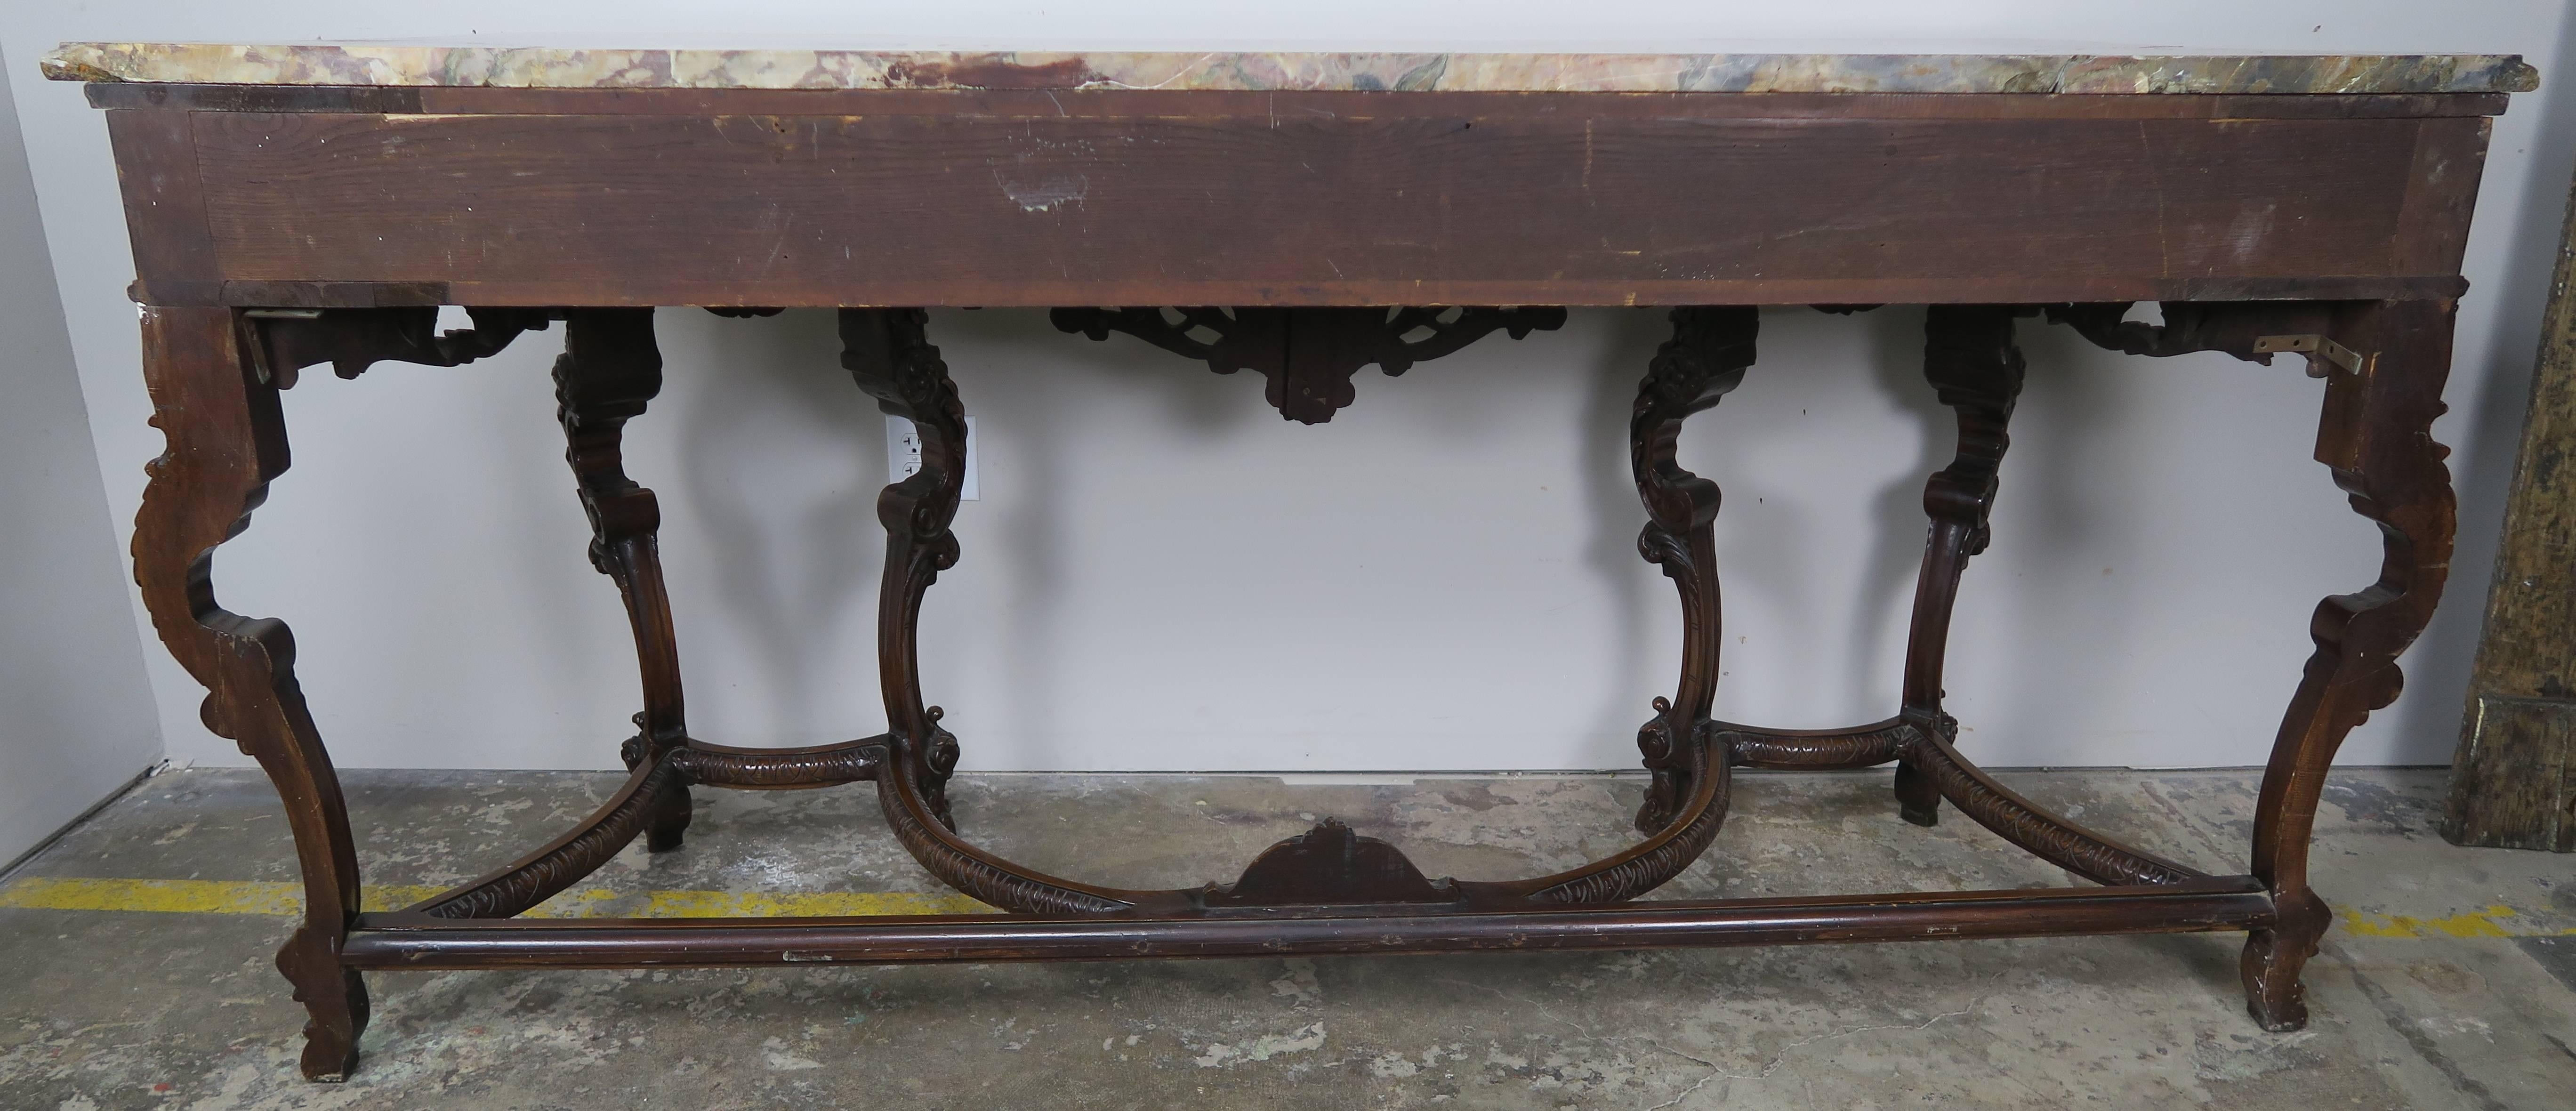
<box><xmin>843</xmin><ymin>309</ymin><xmax>967</xmax><ymax>829</ymax></box>
<box><xmin>1631</xmin><ymin>306</ymin><xmax>1757</xmax><ymax>834</ymax></box>
<box><xmin>553</xmin><ymin>308</ymin><xmax>692</xmax><ymax>851</ymax></box>
<box><xmin>133</xmin><ymin>306</ymin><xmax>368</xmax><ymax>1081</ymax></box>
<box><xmin>2243</xmin><ymin>298</ymin><xmax>2457</xmax><ymax>1030</ymax></box>
<box><xmin>1894</xmin><ymin>306</ymin><xmax>2029</xmax><ymax>826</ymax></box>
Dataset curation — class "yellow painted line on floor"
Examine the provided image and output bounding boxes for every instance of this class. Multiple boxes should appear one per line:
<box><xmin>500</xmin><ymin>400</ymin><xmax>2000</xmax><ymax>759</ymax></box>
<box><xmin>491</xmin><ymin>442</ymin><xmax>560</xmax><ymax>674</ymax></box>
<box><xmin>0</xmin><ymin>877</ymin><xmax>990</xmax><ymax>918</ymax></box>
<box><xmin>2338</xmin><ymin>904</ymin><xmax>2576</xmax><ymax>940</ymax></box>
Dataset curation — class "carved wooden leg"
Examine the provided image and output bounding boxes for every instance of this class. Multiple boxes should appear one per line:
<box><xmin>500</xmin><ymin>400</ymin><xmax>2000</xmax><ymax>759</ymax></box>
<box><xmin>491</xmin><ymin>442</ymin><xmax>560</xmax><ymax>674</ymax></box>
<box><xmin>1631</xmin><ymin>307</ymin><xmax>1757</xmax><ymax>834</ymax></box>
<box><xmin>2243</xmin><ymin>298</ymin><xmax>2457</xmax><ymax>1030</ymax></box>
<box><xmin>134</xmin><ymin>306</ymin><xmax>368</xmax><ymax>1081</ymax></box>
<box><xmin>1893</xmin><ymin>306</ymin><xmax>2029</xmax><ymax>826</ymax></box>
<box><xmin>553</xmin><ymin>308</ymin><xmax>692</xmax><ymax>851</ymax></box>
<box><xmin>843</xmin><ymin>309</ymin><xmax>966</xmax><ymax>830</ymax></box>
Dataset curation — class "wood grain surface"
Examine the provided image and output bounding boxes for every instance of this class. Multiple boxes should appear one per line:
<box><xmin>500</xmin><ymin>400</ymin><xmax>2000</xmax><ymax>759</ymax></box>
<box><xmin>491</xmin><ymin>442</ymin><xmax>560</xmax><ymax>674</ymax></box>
<box><xmin>97</xmin><ymin>90</ymin><xmax>2495</xmax><ymax>308</ymax></box>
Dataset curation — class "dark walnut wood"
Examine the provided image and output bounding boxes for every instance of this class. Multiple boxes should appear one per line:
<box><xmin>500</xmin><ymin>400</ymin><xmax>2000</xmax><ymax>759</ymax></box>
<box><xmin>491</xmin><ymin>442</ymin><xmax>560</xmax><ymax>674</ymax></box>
<box><xmin>2241</xmin><ymin>299</ymin><xmax>2457</xmax><ymax>1031</ymax></box>
<box><xmin>1908</xmin><ymin>722</ymin><xmax>2200</xmax><ymax>887</ymax></box>
<box><xmin>407</xmin><ymin>758</ymin><xmax>683</xmax><ymax>920</ymax></box>
<box><xmin>89</xmin><ymin>77</ymin><xmax>2499</xmax><ymax>1080</ymax></box>
<box><xmin>834</xmin><ymin>307</ymin><xmax>1750</xmax><ymax>917</ymax></box>
<box><xmin>1207</xmin><ymin>820</ymin><xmax>1463</xmax><ymax>907</ymax></box>
<box><xmin>1050</xmin><ymin>306</ymin><xmax>1564</xmax><ymax>423</ymax></box>
<box><xmin>841</xmin><ymin>308</ymin><xmax>1174</xmax><ymax>917</ymax></box>
<box><xmin>1721</xmin><ymin>718</ymin><xmax>1914</xmax><ymax>768</ymax></box>
<box><xmin>551</xmin><ymin>309</ymin><xmax>696</xmax><ymax>853</ymax></box>
<box><xmin>1892</xmin><ymin>305</ymin><xmax>2030</xmax><ymax>826</ymax></box>
<box><xmin>133</xmin><ymin>306</ymin><xmax>368</xmax><ymax>1081</ymax></box>
<box><xmin>840</xmin><ymin>309</ymin><xmax>970</xmax><ymax>836</ymax></box>
<box><xmin>344</xmin><ymin>878</ymin><xmax>2279</xmax><ymax>970</ymax></box>
<box><xmin>1628</xmin><ymin>307</ymin><xmax>1755</xmax><ymax>835</ymax></box>
<box><xmin>98</xmin><ymin>88</ymin><xmax>2493</xmax><ymax>309</ymax></box>
<box><xmin>666</xmin><ymin>737</ymin><xmax>885</xmax><ymax>789</ymax></box>
<box><xmin>2446</xmin><ymin>174</ymin><xmax>2576</xmax><ymax>852</ymax></box>
<box><xmin>2050</xmin><ymin>298</ymin><xmax>2461</xmax><ymax>1029</ymax></box>
<box><xmin>247</xmin><ymin>305</ymin><xmax>553</xmax><ymax>386</ymax></box>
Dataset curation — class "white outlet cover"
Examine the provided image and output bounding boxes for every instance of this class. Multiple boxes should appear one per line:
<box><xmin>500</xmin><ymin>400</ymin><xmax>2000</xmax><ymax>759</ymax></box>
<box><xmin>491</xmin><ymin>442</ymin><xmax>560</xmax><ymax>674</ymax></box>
<box><xmin>886</xmin><ymin>415</ymin><xmax>978</xmax><ymax>501</ymax></box>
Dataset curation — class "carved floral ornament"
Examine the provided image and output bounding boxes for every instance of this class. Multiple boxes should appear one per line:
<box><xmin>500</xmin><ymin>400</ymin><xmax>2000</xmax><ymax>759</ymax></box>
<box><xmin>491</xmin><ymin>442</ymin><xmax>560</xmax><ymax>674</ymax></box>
<box><xmin>1052</xmin><ymin>305</ymin><xmax>1568</xmax><ymax>423</ymax></box>
<box><xmin>250</xmin><ymin>302</ymin><xmax>2361</xmax><ymax>420</ymax></box>
<box><xmin>243</xmin><ymin>304</ymin><xmax>1568</xmax><ymax>425</ymax></box>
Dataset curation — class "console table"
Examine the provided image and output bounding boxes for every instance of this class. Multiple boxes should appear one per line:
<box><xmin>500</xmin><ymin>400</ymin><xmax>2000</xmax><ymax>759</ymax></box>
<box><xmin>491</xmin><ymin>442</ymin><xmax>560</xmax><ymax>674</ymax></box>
<box><xmin>48</xmin><ymin>41</ymin><xmax>2536</xmax><ymax>1081</ymax></box>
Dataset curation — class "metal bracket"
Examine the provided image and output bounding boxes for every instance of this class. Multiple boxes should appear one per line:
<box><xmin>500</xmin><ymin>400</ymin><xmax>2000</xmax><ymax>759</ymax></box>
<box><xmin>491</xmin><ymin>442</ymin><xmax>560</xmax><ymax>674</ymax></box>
<box><xmin>2252</xmin><ymin>334</ymin><xmax>2368</xmax><ymax>378</ymax></box>
<box><xmin>236</xmin><ymin>309</ymin><xmax>323</xmax><ymax>382</ymax></box>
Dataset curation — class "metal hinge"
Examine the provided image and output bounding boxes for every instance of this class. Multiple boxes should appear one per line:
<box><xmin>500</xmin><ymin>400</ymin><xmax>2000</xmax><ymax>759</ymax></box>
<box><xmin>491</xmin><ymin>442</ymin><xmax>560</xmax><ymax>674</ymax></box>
<box><xmin>2251</xmin><ymin>334</ymin><xmax>2368</xmax><ymax>378</ymax></box>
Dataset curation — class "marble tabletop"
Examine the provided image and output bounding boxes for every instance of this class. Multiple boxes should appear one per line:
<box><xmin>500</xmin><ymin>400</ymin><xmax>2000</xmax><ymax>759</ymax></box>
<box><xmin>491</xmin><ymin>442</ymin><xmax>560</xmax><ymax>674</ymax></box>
<box><xmin>41</xmin><ymin>42</ymin><xmax>2538</xmax><ymax>96</ymax></box>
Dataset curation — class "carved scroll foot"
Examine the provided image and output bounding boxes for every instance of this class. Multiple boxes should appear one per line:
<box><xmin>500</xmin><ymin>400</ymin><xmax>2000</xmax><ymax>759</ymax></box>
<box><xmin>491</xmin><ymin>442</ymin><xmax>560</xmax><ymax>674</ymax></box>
<box><xmin>136</xmin><ymin>307</ymin><xmax>372</xmax><ymax>1080</ymax></box>
<box><xmin>277</xmin><ymin>926</ymin><xmax>368</xmax><ymax>1081</ymax></box>
<box><xmin>2238</xmin><ymin>299</ymin><xmax>2456</xmax><ymax>1030</ymax></box>
<box><xmin>2242</xmin><ymin>888</ymin><xmax>2330</xmax><ymax>1031</ymax></box>
<box><xmin>2046</xmin><ymin>298</ymin><xmax>2458</xmax><ymax>1029</ymax></box>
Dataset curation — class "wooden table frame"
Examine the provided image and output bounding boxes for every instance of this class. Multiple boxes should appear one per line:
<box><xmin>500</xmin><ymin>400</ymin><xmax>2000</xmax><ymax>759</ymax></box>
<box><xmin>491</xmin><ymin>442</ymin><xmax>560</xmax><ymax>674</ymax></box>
<box><xmin>86</xmin><ymin>80</ymin><xmax>2490</xmax><ymax>1081</ymax></box>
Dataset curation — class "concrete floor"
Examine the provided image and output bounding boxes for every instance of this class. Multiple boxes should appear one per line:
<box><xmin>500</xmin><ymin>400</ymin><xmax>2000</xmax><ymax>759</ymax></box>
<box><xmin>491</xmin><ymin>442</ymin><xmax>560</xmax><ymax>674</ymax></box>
<box><xmin>2</xmin><ymin>765</ymin><xmax>2572</xmax><ymax>1110</ymax></box>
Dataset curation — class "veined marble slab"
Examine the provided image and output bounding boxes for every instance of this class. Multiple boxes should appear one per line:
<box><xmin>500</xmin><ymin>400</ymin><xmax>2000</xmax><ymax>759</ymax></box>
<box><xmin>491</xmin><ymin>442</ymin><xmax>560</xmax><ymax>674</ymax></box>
<box><xmin>41</xmin><ymin>42</ymin><xmax>2538</xmax><ymax>95</ymax></box>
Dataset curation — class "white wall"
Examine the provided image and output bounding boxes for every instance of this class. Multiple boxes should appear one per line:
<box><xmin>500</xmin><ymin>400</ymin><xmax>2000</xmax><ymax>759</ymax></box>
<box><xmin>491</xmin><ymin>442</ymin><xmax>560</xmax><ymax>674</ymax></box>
<box><xmin>0</xmin><ymin>50</ymin><xmax>162</xmax><ymax>864</ymax></box>
<box><xmin>6</xmin><ymin>2</ymin><xmax>2572</xmax><ymax>774</ymax></box>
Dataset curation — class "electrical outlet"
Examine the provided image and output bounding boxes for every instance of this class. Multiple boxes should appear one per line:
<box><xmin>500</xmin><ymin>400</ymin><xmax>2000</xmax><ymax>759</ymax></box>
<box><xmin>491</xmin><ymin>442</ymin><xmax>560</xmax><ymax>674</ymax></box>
<box><xmin>886</xmin><ymin>415</ymin><xmax>978</xmax><ymax>501</ymax></box>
